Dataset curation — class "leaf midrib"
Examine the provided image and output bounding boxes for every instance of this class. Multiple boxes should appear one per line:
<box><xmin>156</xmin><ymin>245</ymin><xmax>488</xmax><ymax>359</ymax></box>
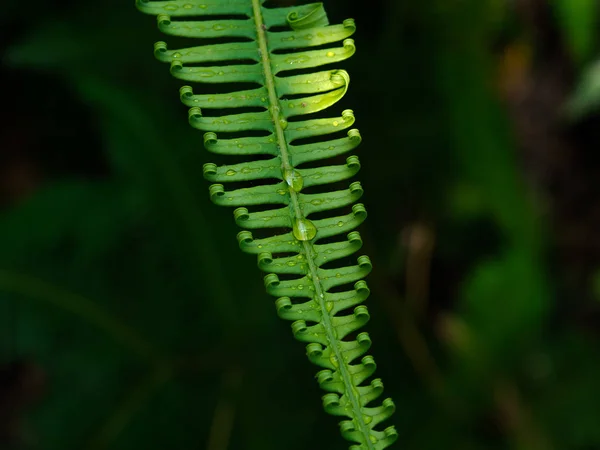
<box><xmin>251</xmin><ymin>1</ymin><xmax>374</xmax><ymax>447</ymax></box>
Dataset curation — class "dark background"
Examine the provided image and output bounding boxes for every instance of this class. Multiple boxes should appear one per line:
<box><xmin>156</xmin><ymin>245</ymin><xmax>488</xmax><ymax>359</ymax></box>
<box><xmin>2</xmin><ymin>0</ymin><xmax>600</xmax><ymax>448</ymax></box>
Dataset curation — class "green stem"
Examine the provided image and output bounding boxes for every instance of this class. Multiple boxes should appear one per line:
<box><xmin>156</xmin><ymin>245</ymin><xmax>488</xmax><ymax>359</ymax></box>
<box><xmin>251</xmin><ymin>2</ymin><xmax>375</xmax><ymax>447</ymax></box>
<box><xmin>86</xmin><ymin>364</ymin><xmax>172</xmax><ymax>450</ymax></box>
<box><xmin>0</xmin><ymin>269</ymin><xmax>158</xmax><ymax>360</ymax></box>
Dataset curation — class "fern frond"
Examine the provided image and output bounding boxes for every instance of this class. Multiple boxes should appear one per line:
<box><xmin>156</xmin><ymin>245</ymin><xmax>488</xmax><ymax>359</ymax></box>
<box><xmin>136</xmin><ymin>0</ymin><xmax>398</xmax><ymax>447</ymax></box>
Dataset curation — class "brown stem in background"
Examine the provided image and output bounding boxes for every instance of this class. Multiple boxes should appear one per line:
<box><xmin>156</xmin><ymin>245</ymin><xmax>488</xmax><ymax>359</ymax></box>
<box><xmin>494</xmin><ymin>380</ymin><xmax>554</xmax><ymax>450</ymax></box>
<box><xmin>403</xmin><ymin>222</ymin><xmax>436</xmax><ymax>319</ymax></box>
<box><xmin>362</xmin><ymin>226</ymin><xmax>444</xmax><ymax>393</ymax></box>
<box><xmin>206</xmin><ymin>367</ymin><xmax>244</xmax><ymax>450</ymax></box>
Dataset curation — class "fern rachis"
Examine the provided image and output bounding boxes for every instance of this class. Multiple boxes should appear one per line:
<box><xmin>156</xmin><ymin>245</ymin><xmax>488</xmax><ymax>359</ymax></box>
<box><xmin>136</xmin><ymin>0</ymin><xmax>397</xmax><ymax>447</ymax></box>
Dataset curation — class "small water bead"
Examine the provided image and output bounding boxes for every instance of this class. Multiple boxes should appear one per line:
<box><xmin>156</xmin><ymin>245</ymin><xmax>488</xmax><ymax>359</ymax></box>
<box><xmin>284</xmin><ymin>169</ymin><xmax>304</xmax><ymax>192</ymax></box>
<box><xmin>326</xmin><ymin>51</ymin><xmax>335</xmax><ymax>57</ymax></box>
<box><xmin>329</xmin><ymin>354</ymin><xmax>339</xmax><ymax>367</ymax></box>
<box><xmin>183</xmin><ymin>3</ymin><xmax>193</xmax><ymax>8</ymax></box>
<box><xmin>293</xmin><ymin>218</ymin><xmax>317</xmax><ymax>241</ymax></box>
<box><xmin>337</xmin><ymin>221</ymin><xmax>344</xmax><ymax>227</ymax></box>
<box><xmin>277</xmin><ymin>189</ymin><xmax>287</xmax><ymax>196</ymax></box>
<box><xmin>298</xmin><ymin>285</ymin><xmax>304</xmax><ymax>290</ymax></box>
<box><xmin>287</xmin><ymin>261</ymin><xmax>297</xmax><ymax>267</ymax></box>
<box><xmin>332</xmin><ymin>120</ymin><xmax>339</xmax><ymax>126</ymax></box>
<box><xmin>226</xmin><ymin>169</ymin><xmax>236</xmax><ymax>176</ymax></box>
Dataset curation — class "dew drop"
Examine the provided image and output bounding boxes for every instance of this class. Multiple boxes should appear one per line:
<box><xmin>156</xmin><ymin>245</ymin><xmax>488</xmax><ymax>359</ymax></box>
<box><xmin>287</xmin><ymin>261</ymin><xmax>297</xmax><ymax>267</ymax></box>
<box><xmin>298</xmin><ymin>285</ymin><xmax>304</xmax><ymax>290</ymax></box>
<box><xmin>337</xmin><ymin>221</ymin><xmax>344</xmax><ymax>227</ymax></box>
<box><xmin>330</xmin><ymin>354</ymin><xmax>339</xmax><ymax>367</ymax></box>
<box><xmin>284</xmin><ymin>169</ymin><xmax>304</xmax><ymax>192</ymax></box>
<box><xmin>293</xmin><ymin>218</ymin><xmax>317</xmax><ymax>241</ymax></box>
<box><xmin>333</xmin><ymin>120</ymin><xmax>339</xmax><ymax>126</ymax></box>
<box><xmin>326</xmin><ymin>51</ymin><xmax>335</xmax><ymax>57</ymax></box>
<box><xmin>183</xmin><ymin>3</ymin><xmax>193</xmax><ymax>9</ymax></box>
<box><xmin>226</xmin><ymin>169</ymin><xmax>236</xmax><ymax>176</ymax></box>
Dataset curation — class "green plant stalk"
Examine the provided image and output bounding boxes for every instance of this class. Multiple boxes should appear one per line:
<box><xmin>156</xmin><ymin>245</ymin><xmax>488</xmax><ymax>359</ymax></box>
<box><xmin>136</xmin><ymin>1</ymin><xmax>398</xmax><ymax>447</ymax></box>
<box><xmin>252</xmin><ymin>2</ymin><xmax>374</xmax><ymax>442</ymax></box>
<box><xmin>0</xmin><ymin>269</ymin><xmax>158</xmax><ymax>360</ymax></box>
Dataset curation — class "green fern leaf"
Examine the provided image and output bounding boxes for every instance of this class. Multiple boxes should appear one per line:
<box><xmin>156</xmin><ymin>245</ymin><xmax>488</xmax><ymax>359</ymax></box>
<box><xmin>136</xmin><ymin>1</ymin><xmax>398</xmax><ymax>448</ymax></box>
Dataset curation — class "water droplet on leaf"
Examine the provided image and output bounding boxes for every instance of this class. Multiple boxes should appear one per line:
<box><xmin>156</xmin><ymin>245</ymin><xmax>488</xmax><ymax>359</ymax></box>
<box><xmin>293</xmin><ymin>218</ymin><xmax>317</xmax><ymax>241</ymax></box>
<box><xmin>284</xmin><ymin>169</ymin><xmax>304</xmax><ymax>192</ymax></box>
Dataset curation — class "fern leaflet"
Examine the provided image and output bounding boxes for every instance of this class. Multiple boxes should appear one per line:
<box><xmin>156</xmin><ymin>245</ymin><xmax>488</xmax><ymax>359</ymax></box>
<box><xmin>136</xmin><ymin>0</ymin><xmax>398</xmax><ymax>448</ymax></box>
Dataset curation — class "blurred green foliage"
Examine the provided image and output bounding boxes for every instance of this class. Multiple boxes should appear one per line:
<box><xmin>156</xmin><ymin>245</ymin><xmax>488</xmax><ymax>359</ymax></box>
<box><xmin>1</xmin><ymin>0</ymin><xmax>600</xmax><ymax>449</ymax></box>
